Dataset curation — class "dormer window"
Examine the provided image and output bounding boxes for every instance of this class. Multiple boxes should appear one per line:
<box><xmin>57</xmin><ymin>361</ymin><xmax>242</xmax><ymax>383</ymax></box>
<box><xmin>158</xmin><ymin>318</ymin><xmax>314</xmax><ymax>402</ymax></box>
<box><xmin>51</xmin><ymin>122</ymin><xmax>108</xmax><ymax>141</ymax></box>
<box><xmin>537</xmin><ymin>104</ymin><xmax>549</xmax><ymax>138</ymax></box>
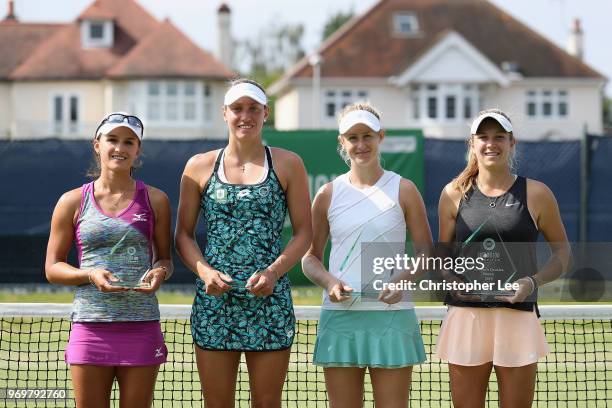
<box><xmin>81</xmin><ymin>20</ymin><xmax>114</xmax><ymax>48</ymax></box>
<box><xmin>393</xmin><ymin>12</ymin><xmax>419</xmax><ymax>36</ymax></box>
<box><xmin>89</xmin><ymin>22</ymin><xmax>104</xmax><ymax>39</ymax></box>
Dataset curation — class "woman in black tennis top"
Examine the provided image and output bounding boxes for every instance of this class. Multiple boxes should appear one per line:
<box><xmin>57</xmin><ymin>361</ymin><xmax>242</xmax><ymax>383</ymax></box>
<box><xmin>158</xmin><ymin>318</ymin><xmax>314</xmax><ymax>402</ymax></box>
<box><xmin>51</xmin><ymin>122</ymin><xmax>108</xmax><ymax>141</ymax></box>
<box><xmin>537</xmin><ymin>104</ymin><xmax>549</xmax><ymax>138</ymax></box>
<box><xmin>449</xmin><ymin>171</ymin><xmax>539</xmax><ymax>313</ymax></box>
<box><xmin>436</xmin><ymin>108</ymin><xmax>571</xmax><ymax>407</ymax></box>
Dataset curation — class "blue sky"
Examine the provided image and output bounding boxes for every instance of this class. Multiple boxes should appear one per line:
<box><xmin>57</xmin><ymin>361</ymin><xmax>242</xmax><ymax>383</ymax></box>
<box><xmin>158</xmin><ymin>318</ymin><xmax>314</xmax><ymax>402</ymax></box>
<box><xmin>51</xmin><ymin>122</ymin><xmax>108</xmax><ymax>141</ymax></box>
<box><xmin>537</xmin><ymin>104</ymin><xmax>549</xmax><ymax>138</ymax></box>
<box><xmin>2</xmin><ymin>0</ymin><xmax>610</xmax><ymax>94</ymax></box>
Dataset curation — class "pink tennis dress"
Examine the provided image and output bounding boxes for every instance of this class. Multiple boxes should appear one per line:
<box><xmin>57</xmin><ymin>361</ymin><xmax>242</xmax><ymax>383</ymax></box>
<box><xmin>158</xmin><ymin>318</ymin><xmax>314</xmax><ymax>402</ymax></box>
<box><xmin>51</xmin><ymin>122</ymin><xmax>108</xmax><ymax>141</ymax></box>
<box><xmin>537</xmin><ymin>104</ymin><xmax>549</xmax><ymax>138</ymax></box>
<box><xmin>65</xmin><ymin>180</ymin><xmax>167</xmax><ymax>366</ymax></box>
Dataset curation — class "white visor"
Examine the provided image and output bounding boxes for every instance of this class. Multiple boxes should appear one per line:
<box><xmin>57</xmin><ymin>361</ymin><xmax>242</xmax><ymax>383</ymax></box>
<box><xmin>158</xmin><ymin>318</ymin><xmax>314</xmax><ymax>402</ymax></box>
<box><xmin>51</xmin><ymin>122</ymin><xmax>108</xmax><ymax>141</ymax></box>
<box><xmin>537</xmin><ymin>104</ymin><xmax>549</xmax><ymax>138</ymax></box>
<box><xmin>339</xmin><ymin>110</ymin><xmax>381</xmax><ymax>134</ymax></box>
<box><xmin>97</xmin><ymin>122</ymin><xmax>143</xmax><ymax>140</ymax></box>
<box><xmin>224</xmin><ymin>83</ymin><xmax>267</xmax><ymax>106</ymax></box>
<box><xmin>470</xmin><ymin>112</ymin><xmax>513</xmax><ymax>134</ymax></box>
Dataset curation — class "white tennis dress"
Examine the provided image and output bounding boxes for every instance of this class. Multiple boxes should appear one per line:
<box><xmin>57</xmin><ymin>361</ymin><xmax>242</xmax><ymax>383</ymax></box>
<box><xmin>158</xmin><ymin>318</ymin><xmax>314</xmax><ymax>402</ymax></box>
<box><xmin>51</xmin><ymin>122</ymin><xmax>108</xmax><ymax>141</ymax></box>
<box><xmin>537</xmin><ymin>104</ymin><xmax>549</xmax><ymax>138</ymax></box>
<box><xmin>323</xmin><ymin>170</ymin><xmax>413</xmax><ymax>311</ymax></box>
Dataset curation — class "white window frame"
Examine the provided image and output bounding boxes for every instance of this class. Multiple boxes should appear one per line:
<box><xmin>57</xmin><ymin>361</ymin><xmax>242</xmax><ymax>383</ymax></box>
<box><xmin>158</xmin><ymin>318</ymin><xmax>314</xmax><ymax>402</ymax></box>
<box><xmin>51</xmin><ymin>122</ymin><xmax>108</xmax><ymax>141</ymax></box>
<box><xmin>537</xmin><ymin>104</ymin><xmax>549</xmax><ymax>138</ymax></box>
<box><xmin>410</xmin><ymin>83</ymin><xmax>481</xmax><ymax>124</ymax></box>
<box><xmin>141</xmin><ymin>80</ymin><xmax>213</xmax><ymax>127</ymax></box>
<box><xmin>89</xmin><ymin>22</ymin><xmax>104</xmax><ymax>40</ymax></box>
<box><xmin>425</xmin><ymin>84</ymin><xmax>438</xmax><ymax>119</ymax></box>
<box><xmin>526</xmin><ymin>90</ymin><xmax>538</xmax><ymax>117</ymax></box>
<box><xmin>462</xmin><ymin>84</ymin><xmax>478</xmax><ymax>120</ymax></box>
<box><xmin>202</xmin><ymin>83</ymin><xmax>213</xmax><ymax>123</ymax></box>
<box><xmin>183</xmin><ymin>82</ymin><xmax>197</xmax><ymax>121</ymax></box>
<box><xmin>525</xmin><ymin>89</ymin><xmax>569</xmax><ymax>120</ymax></box>
<box><xmin>146</xmin><ymin>82</ymin><xmax>162</xmax><ymax>122</ymax></box>
<box><xmin>322</xmin><ymin>89</ymin><xmax>369</xmax><ymax>123</ymax></box>
<box><xmin>81</xmin><ymin>20</ymin><xmax>114</xmax><ymax>49</ymax></box>
<box><xmin>165</xmin><ymin>82</ymin><xmax>179</xmax><ymax>122</ymax></box>
<box><xmin>410</xmin><ymin>85</ymin><xmax>420</xmax><ymax>119</ymax></box>
<box><xmin>557</xmin><ymin>90</ymin><xmax>569</xmax><ymax>118</ymax></box>
<box><xmin>541</xmin><ymin>89</ymin><xmax>553</xmax><ymax>118</ymax></box>
<box><xmin>393</xmin><ymin>12</ymin><xmax>419</xmax><ymax>37</ymax></box>
<box><xmin>50</xmin><ymin>93</ymin><xmax>82</xmax><ymax>136</ymax></box>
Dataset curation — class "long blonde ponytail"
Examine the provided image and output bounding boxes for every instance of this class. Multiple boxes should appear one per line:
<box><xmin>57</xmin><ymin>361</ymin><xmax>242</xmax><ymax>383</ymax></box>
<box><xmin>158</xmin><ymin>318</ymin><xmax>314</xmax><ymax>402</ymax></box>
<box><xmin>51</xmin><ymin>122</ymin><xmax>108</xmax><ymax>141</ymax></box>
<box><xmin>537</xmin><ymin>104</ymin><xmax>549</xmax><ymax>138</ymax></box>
<box><xmin>452</xmin><ymin>144</ymin><xmax>479</xmax><ymax>197</ymax></box>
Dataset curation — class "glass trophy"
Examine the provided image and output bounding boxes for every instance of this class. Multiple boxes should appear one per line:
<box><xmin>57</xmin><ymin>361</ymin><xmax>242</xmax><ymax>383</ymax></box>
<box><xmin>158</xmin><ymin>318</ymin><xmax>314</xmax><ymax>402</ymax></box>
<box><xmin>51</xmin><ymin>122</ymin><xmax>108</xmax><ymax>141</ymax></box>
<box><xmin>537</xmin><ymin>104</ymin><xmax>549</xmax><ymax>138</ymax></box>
<box><xmin>108</xmin><ymin>239</ymin><xmax>151</xmax><ymax>289</ymax></box>
<box><xmin>112</xmin><ymin>272</ymin><xmax>151</xmax><ymax>289</ymax></box>
<box><xmin>340</xmin><ymin>290</ymin><xmax>380</xmax><ymax>298</ymax></box>
<box><xmin>459</xmin><ymin>215</ymin><xmax>517</xmax><ymax>300</ymax></box>
<box><xmin>219</xmin><ymin>270</ymin><xmax>263</xmax><ymax>293</ymax></box>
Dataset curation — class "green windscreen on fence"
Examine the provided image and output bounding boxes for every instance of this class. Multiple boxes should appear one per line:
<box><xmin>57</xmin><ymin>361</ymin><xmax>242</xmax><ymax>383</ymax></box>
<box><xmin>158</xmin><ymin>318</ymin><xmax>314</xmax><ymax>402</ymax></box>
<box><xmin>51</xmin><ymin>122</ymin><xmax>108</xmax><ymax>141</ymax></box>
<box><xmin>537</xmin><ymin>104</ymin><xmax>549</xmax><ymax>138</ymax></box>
<box><xmin>263</xmin><ymin>129</ymin><xmax>424</xmax><ymax>284</ymax></box>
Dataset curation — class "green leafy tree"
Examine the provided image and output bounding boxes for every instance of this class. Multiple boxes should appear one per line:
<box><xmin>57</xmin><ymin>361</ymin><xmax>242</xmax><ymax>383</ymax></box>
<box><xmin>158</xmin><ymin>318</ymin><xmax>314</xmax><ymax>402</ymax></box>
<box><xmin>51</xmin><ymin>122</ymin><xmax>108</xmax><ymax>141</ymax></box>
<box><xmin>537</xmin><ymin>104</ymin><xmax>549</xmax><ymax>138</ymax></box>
<box><xmin>236</xmin><ymin>22</ymin><xmax>305</xmax><ymax>125</ymax></box>
<box><xmin>322</xmin><ymin>9</ymin><xmax>354</xmax><ymax>41</ymax></box>
<box><xmin>604</xmin><ymin>97</ymin><xmax>612</xmax><ymax>133</ymax></box>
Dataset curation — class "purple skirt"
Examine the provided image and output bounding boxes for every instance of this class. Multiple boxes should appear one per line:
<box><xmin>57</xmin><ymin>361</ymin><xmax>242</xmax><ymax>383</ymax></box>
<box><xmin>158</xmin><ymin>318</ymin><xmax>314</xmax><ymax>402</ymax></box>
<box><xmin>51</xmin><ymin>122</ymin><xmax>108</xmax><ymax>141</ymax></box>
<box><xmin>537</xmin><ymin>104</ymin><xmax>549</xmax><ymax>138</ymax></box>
<box><xmin>65</xmin><ymin>321</ymin><xmax>167</xmax><ymax>366</ymax></box>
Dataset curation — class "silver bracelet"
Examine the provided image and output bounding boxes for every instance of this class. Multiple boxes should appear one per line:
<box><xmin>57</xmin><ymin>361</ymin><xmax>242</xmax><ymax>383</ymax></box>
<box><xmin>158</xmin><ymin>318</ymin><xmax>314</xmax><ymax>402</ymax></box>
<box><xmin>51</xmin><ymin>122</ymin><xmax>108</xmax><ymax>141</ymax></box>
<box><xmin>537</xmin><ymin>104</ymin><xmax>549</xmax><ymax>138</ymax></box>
<box><xmin>528</xmin><ymin>275</ymin><xmax>539</xmax><ymax>293</ymax></box>
<box><xmin>524</xmin><ymin>276</ymin><xmax>536</xmax><ymax>295</ymax></box>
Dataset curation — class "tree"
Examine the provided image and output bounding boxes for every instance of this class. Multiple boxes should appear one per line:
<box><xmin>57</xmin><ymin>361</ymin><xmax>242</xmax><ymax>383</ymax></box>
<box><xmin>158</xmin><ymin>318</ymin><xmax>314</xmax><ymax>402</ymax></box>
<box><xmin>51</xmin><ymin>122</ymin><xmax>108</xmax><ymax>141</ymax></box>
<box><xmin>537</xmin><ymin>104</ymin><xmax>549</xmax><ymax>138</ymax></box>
<box><xmin>322</xmin><ymin>9</ymin><xmax>354</xmax><ymax>41</ymax></box>
<box><xmin>604</xmin><ymin>97</ymin><xmax>612</xmax><ymax>133</ymax></box>
<box><xmin>235</xmin><ymin>22</ymin><xmax>305</xmax><ymax>125</ymax></box>
<box><xmin>236</xmin><ymin>22</ymin><xmax>305</xmax><ymax>88</ymax></box>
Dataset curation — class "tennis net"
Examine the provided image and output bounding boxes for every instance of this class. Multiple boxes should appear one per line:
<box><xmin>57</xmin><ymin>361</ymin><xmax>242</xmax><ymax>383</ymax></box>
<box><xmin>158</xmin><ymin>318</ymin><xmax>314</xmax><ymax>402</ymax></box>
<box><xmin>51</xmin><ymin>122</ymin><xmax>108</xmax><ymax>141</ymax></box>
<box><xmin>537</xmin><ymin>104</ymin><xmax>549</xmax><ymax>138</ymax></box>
<box><xmin>0</xmin><ymin>303</ymin><xmax>610</xmax><ymax>407</ymax></box>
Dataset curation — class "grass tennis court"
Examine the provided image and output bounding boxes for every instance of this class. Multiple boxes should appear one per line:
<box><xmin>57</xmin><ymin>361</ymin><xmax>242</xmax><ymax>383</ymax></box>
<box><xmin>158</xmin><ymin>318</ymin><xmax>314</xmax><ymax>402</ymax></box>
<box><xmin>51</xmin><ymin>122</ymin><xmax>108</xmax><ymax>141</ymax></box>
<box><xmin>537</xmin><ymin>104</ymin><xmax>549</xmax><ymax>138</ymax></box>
<box><xmin>0</xmin><ymin>303</ymin><xmax>610</xmax><ymax>407</ymax></box>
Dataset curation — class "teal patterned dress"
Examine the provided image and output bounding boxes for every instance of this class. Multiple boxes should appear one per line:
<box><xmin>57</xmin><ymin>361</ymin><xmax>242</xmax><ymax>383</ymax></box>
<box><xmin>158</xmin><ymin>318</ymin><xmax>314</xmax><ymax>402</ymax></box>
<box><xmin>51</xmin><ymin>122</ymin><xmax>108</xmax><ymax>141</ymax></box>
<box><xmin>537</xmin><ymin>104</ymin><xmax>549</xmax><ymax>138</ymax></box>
<box><xmin>191</xmin><ymin>147</ymin><xmax>295</xmax><ymax>351</ymax></box>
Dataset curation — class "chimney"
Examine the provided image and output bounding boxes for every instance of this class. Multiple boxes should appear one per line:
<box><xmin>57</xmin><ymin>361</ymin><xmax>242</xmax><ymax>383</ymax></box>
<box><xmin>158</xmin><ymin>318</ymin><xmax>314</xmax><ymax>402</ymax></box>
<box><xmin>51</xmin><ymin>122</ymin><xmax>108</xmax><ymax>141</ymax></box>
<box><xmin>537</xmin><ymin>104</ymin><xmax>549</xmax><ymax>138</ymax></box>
<box><xmin>217</xmin><ymin>3</ymin><xmax>233</xmax><ymax>69</ymax></box>
<box><xmin>567</xmin><ymin>18</ymin><xmax>583</xmax><ymax>60</ymax></box>
<box><xmin>4</xmin><ymin>0</ymin><xmax>17</xmax><ymax>21</ymax></box>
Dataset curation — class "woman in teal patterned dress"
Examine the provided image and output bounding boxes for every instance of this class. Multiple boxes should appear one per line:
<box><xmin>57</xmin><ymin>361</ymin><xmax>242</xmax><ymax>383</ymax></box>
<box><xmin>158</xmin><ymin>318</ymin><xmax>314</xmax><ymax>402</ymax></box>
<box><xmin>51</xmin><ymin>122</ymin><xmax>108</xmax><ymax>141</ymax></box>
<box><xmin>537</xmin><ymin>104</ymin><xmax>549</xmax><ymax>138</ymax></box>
<box><xmin>175</xmin><ymin>78</ymin><xmax>312</xmax><ymax>407</ymax></box>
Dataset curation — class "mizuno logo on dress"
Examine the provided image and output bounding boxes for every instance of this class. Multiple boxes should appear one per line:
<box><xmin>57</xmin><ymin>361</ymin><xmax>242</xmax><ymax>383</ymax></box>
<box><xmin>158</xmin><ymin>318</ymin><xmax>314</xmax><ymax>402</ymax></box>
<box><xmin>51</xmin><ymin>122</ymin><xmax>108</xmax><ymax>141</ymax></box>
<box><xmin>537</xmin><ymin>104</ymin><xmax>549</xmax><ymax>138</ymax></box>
<box><xmin>133</xmin><ymin>213</ymin><xmax>148</xmax><ymax>221</ymax></box>
<box><xmin>237</xmin><ymin>189</ymin><xmax>251</xmax><ymax>198</ymax></box>
<box><xmin>155</xmin><ymin>347</ymin><xmax>164</xmax><ymax>358</ymax></box>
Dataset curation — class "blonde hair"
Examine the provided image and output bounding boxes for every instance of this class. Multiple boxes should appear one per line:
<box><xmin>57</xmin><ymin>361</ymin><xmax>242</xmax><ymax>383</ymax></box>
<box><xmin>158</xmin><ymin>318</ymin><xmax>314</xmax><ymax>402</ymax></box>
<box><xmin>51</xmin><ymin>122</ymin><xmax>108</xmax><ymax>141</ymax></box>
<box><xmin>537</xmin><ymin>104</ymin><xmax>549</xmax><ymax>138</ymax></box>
<box><xmin>337</xmin><ymin>102</ymin><xmax>381</xmax><ymax>124</ymax></box>
<box><xmin>336</xmin><ymin>102</ymin><xmax>382</xmax><ymax>164</ymax></box>
<box><xmin>452</xmin><ymin>108</ymin><xmax>515</xmax><ymax>196</ymax></box>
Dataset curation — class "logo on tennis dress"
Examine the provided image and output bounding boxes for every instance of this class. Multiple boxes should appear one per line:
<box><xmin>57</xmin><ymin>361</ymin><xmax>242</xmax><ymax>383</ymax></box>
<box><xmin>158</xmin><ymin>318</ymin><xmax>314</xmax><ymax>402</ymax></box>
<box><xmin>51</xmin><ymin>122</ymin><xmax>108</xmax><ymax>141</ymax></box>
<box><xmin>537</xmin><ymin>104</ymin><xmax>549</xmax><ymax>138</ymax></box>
<box><xmin>214</xmin><ymin>187</ymin><xmax>228</xmax><ymax>204</ymax></box>
<box><xmin>133</xmin><ymin>213</ymin><xmax>148</xmax><ymax>222</ymax></box>
<box><xmin>237</xmin><ymin>189</ymin><xmax>251</xmax><ymax>199</ymax></box>
<box><xmin>154</xmin><ymin>347</ymin><xmax>164</xmax><ymax>358</ymax></box>
<box><xmin>258</xmin><ymin>186</ymin><xmax>270</xmax><ymax>197</ymax></box>
<box><xmin>505</xmin><ymin>202</ymin><xmax>519</xmax><ymax>207</ymax></box>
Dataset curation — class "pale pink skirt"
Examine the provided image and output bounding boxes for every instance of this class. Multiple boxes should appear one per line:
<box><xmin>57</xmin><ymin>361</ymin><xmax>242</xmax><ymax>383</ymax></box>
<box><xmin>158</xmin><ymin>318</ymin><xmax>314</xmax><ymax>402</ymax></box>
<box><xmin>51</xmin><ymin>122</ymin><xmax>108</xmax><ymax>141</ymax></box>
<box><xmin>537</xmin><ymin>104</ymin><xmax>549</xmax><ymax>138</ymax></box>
<box><xmin>436</xmin><ymin>306</ymin><xmax>549</xmax><ymax>367</ymax></box>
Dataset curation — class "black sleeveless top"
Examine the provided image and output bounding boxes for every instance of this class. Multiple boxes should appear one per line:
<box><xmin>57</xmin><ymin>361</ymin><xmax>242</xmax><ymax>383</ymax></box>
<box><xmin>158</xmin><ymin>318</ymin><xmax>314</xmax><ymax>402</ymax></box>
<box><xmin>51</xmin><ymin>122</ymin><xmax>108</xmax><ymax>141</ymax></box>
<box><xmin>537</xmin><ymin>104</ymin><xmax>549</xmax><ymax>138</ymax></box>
<box><xmin>445</xmin><ymin>176</ymin><xmax>539</xmax><ymax>312</ymax></box>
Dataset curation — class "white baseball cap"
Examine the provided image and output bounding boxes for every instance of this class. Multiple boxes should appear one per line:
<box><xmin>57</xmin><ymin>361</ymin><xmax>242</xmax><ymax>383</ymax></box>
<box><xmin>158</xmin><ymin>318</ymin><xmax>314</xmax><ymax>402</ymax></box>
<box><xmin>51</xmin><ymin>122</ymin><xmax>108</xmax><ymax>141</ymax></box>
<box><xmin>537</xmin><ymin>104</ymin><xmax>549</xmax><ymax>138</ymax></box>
<box><xmin>470</xmin><ymin>112</ymin><xmax>513</xmax><ymax>135</ymax></box>
<box><xmin>96</xmin><ymin>112</ymin><xmax>144</xmax><ymax>140</ymax></box>
<box><xmin>338</xmin><ymin>110</ymin><xmax>381</xmax><ymax>134</ymax></box>
<box><xmin>224</xmin><ymin>82</ymin><xmax>267</xmax><ymax>106</ymax></box>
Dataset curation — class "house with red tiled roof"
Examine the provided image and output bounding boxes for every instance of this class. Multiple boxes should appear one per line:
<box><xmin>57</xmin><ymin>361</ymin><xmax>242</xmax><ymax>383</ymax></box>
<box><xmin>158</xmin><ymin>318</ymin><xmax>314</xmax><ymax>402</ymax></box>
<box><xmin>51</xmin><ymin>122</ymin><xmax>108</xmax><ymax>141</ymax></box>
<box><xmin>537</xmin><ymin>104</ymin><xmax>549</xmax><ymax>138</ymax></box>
<box><xmin>0</xmin><ymin>0</ymin><xmax>234</xmax><ymax>139</ymax></box>
<box><xmin>270</xmin><ymin>0</ymin><xmax>606</xmax><ymax>140</ymax></box>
